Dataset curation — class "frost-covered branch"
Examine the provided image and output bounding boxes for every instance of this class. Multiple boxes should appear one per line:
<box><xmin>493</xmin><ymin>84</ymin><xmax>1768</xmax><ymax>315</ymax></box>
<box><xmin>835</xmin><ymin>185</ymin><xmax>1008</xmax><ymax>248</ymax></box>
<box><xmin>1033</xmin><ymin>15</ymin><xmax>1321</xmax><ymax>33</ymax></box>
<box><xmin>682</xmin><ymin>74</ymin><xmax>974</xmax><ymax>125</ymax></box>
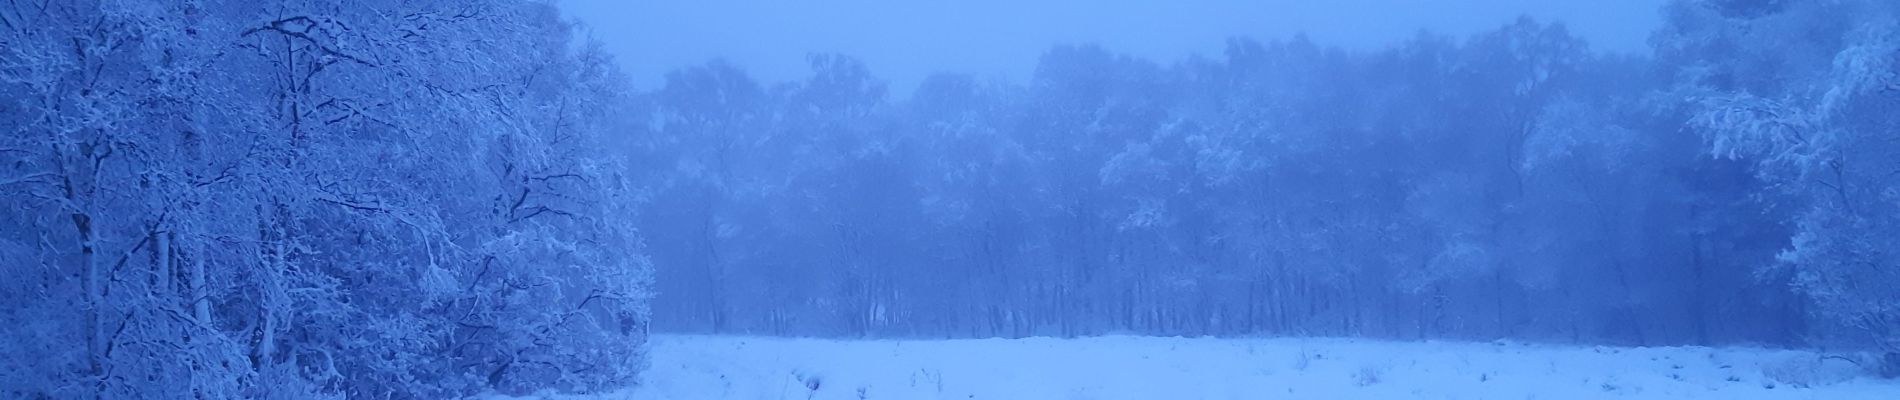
<box><xmin>238</xmin><ymin>16</ymin><xmax>377</xmax><ymax>67</ymax></box>
<box><xmin>0</xmin><ymin>171</ymin><xmax>53</xmax><ymax>186</ymax></box>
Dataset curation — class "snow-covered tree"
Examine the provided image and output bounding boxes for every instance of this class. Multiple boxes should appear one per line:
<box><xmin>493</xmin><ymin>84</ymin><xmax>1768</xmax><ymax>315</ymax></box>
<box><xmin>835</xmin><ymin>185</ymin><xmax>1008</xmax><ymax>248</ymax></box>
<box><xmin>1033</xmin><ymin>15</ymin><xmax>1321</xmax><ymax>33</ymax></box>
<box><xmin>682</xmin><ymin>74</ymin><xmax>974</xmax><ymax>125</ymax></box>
<box><xmin>1</xmin><ymin>1</ymin><xmax>652</xmax><ymax>397</ymax></box>
<box><xmin>1676</xmin><ymin>0</ymin><xmax>1900</xmax><ymax>352</ymax></box>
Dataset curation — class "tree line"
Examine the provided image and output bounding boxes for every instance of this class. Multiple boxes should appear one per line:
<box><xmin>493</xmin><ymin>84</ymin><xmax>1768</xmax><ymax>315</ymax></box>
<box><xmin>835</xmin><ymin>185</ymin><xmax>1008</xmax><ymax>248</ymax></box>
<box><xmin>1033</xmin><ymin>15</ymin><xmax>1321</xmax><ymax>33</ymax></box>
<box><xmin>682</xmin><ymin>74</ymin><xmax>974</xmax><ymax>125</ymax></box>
<box><xmin>630</xmin><ymin>0</ymin><xmax>1899</xmax><ymax>357</ymax></box>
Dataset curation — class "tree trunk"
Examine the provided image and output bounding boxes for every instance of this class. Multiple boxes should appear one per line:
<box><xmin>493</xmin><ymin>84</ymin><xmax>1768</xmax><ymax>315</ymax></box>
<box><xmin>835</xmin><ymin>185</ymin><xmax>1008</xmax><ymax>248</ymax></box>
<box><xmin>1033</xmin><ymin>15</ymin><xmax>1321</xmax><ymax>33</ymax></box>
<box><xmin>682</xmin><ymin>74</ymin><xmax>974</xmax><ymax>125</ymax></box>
<box><xmin>75</xmin><ymin>212</ymin><xmax>104</xmax><ymax>375</ymax></box>
<box><xmin>191</xmin><ymin>248</ymin><xmax>211</xmax><ymax>324</ymax></box>
<box><xmin>1494</xmin><ymin>267</ymin><xmax>1509</xmax><ymax>337</ymax></box>
<box><xmin>1691</xmin><ymin>230</ymin><xmax>1709</xmax><ymax>345</ymax></box>
<box><xmin>156</xmin><ymin>230</ymin><xmax>173</xmax><ymax>297</ymax></box>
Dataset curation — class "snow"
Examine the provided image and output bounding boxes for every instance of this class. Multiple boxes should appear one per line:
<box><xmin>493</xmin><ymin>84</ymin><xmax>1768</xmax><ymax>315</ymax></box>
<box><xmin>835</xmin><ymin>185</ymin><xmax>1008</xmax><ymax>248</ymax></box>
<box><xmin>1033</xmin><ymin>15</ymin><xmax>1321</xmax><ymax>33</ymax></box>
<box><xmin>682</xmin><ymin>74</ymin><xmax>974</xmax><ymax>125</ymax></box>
<box><xmin>524</xmin><ymin>335</ymin><xmax>1900</xmax><ymax>399</ymax></box>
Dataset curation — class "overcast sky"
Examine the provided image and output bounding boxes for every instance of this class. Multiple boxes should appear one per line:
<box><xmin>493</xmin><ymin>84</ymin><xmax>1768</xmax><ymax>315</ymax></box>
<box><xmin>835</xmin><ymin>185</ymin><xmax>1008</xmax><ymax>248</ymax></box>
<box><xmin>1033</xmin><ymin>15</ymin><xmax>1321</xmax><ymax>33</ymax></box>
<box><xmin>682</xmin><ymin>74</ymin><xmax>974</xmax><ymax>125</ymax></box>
<box><xmin>558</xmin><ymin>0</ymin><xmax>1669</xmax><ymax>94</ymax></box>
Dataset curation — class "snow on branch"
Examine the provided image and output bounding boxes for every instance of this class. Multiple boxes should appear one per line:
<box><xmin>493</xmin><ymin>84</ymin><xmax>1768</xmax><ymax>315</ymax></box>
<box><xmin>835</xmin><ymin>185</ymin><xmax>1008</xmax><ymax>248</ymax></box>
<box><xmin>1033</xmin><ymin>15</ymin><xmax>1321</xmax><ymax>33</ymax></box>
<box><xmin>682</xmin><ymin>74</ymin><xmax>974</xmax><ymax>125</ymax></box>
<box><xmin>0</xmin><ymin>171</ymin><xmax>53</xmax><ymax>186</ymax></box>
<box><xmin>1692</xmin><ymin>93</ymin><xmax>1820</xmax><ymax>164</ymax></box>
<box><xmin>239</xmin><ymin>16</ymin><xmax>378</xmax><ymax>67</ymax></box>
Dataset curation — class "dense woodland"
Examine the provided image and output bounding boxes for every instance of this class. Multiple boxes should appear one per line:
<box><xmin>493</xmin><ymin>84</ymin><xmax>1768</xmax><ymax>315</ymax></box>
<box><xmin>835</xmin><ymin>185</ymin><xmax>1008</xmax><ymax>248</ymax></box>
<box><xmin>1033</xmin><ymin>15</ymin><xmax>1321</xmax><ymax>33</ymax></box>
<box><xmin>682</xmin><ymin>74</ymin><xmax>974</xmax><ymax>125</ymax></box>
<box><xmin>633</xmin><ymin>0</ymin><xmax>1900</xmax><ymax>356</ymax></box>
<box><xmin>1</xmin><ymin>1</ymin><xmax>651</xmax><ymax>398</ymax></box>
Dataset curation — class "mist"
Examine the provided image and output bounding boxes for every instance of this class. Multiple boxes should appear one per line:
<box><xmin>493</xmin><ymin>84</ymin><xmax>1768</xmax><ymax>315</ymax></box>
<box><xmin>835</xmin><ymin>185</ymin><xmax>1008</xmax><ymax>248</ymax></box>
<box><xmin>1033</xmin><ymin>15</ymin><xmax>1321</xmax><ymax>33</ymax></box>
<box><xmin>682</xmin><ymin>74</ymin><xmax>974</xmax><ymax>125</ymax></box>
<box><xmin>4</xmin><ymin>0</ymin><xmax>1899</xmax><ymax>399</ymax></box>
<box><xmin>561</xmin><ymin>0</ymin><xmax>1668</xmax><ymax>91</ymax></box>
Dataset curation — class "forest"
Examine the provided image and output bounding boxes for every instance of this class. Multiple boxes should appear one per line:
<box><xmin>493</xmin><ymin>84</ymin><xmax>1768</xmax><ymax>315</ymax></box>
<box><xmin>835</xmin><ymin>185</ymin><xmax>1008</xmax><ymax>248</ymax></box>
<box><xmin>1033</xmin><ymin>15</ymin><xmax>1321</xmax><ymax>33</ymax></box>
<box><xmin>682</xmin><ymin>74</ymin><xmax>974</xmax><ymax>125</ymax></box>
<box><xmin>634</xmin><ymin>0</ymin><xmax>1898</xmax><ymax>353</ymax></box>
<box><xmin>4</xmin><ymin>0</ymin><xmax>1900</xmax><ymax>398</ymax></box>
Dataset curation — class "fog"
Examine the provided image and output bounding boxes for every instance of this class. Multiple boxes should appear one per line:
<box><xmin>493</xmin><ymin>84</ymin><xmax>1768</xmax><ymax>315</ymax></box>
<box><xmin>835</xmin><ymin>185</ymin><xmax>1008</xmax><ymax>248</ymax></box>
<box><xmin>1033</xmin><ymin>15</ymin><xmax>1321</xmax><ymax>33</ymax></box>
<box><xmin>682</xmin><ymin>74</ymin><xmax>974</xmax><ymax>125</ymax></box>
<box><xmin>561</xmin><ymin>0</ymin><xmax>1667</xmax><ymax>91</ymax></box>
<box><xmin>5</xmin><ymin>1</ymin><xmax>1899</xmax><ymax>398</ymax></box>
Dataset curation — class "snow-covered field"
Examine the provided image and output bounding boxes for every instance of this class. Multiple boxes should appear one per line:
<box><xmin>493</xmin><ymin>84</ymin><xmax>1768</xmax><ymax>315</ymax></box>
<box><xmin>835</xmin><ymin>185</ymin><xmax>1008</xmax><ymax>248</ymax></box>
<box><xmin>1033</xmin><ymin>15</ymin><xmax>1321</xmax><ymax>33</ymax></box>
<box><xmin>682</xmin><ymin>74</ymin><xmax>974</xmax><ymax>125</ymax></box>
<box><xmin>536</xmin><ymin>335</ymin><xmax>1900</xmax><ymax>399</ymax></box>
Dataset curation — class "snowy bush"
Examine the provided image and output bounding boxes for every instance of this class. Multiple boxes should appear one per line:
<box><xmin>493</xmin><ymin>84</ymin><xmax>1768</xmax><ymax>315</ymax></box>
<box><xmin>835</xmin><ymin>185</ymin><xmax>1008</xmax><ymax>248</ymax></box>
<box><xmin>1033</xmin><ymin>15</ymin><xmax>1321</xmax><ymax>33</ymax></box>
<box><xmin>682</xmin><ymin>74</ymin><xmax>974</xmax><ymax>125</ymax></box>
<box><xmin>1760</xmin><ymin>354</ymin><xmax>1864</xmax><ymax>388</ymax></box>
<box><xmin>1291</xmin><ymin>349</ymin><xmax>1313</xmax><ymax>371</ymax></box>
<box><xmin>1353</xmin><ymin>364</ymin><xmax>1385</xmax><ymax>386</ymax></box>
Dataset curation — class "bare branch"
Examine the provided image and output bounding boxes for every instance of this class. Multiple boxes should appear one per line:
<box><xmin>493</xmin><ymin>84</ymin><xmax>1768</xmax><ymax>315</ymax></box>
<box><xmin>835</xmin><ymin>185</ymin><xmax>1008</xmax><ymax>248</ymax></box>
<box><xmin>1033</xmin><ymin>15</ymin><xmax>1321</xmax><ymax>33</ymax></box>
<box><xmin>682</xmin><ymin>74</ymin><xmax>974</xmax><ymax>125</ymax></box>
<box><xmin>526</xmin><ymin>173</ymin><xmax>583</xmax><ymax>183</ymax></box>
<box><xmin>316</xmin><ymin>195</ymin><xmax>389</xmax><ymax>213</ymax></box>
<box><xmin>103</xmin><ymin>220</ymin><xmax>160</xmax><ymax>297</ymax></box>
<box><xmin>508</xmin><ymin>205</ymin><xmax>573</xmax><ymax>224</ymax></box>
<box><xmin>0</xmin><ymin>171</ymin><xmax>53</xmax><ymax>186</ymax></box>
<box><xmin>190</xmin><ymin>163</ymin><xmax>238</xmax><ymax>188</ymax></box>
<box><xmin>239</xmin><ymin>17</ymin><xmax>377</xmax><ymax>67</ymax></box>
<box><xmin>465</xmin><ymin>255</ymin><xmax>495</xmax><ymax>292</ymax></box>
<box><xmin>100</xmin><ymin>309</ymin><xmax>134</xmax><ymax>359</ymax></box>
<box><xmin>0</xmin><ymin>0</ymin><xmax>45</xmax><ymax>41</ymax></box>
<box><xmin>507</xmin><ymin>187</ymin><xmax>530</xmax><ymax>216</ymax></box>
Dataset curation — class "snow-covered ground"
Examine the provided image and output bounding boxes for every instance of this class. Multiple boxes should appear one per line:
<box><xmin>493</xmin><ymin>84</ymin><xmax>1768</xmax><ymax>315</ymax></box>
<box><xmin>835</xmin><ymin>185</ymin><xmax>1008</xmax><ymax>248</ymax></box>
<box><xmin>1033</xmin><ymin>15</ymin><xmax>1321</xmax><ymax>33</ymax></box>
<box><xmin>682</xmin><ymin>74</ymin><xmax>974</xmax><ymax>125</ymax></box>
<box><xmin>533</xmin><ymin>334</ymin><xmax>1900</xmax><ymax>399</ymax></box>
